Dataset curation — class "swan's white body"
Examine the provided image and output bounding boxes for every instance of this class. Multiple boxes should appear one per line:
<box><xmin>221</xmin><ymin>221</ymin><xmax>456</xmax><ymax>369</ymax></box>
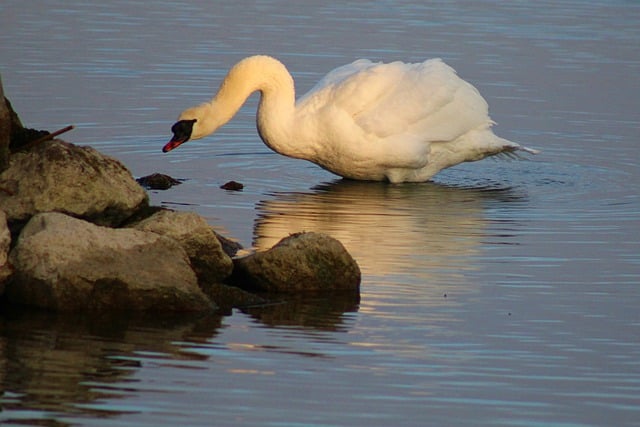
<box><xmin>164</xmin><ymin>55</ymin><xmax>537</xmax><ymax>183</ymax></box>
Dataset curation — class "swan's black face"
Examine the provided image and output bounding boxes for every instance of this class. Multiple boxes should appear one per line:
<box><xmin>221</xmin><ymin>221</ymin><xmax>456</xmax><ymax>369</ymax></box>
<box><xmin>163</xmin><ymin>119</ymin><xmax>197</xmax><ymax>153</ymax></box>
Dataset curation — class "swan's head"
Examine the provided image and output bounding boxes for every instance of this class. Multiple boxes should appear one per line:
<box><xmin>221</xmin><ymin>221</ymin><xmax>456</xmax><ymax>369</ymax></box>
<box><xmin>163</xmin><ymin>104</ymin><xmax>220</xmax><ymax>153</ymax></box>
<box><xmin>163</xmin><ymin>119</ymin><xmax>197</xmax><ymax>152</ymax></box>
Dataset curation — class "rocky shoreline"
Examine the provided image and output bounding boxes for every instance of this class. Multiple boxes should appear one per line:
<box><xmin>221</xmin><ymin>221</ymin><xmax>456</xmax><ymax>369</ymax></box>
<box><xmin>0</xmin><ymin>85</ymin><xmax>360</xmax><ymax>313</ymax></box>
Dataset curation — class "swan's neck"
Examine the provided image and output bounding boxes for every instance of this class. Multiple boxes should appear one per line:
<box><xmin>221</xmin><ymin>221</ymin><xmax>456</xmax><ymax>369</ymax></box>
<box><xmin>201</xmin><ymin>56</ymin><xmax>308</xmax><ymax>159</ymax></box>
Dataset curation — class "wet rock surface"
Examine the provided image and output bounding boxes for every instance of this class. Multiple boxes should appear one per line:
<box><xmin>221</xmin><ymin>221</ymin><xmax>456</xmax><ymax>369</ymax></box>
<box><xmin>201</xmin><ymin>282</ymin><xmax>268</xmax><ymax>314</ymax></box>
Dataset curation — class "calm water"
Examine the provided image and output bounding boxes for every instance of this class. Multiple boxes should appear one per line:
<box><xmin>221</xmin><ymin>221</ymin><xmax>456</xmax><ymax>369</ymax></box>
<box><xmin>1</xmin><ymin>1</ymin><xmax>639</xmax><ymax>426</ymax></box>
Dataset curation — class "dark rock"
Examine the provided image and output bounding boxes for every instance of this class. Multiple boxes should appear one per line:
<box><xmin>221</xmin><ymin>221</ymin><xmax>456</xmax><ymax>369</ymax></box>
<box><xmin>137</xmin><ymin>173</ymin><xmax>182</xmax><ymax>190</ymax></box>
<box><xmin>0</xmin><ymin>140</ymin><xmax>149</xmax><ymax>230</ymax></box>
<box><xmin>0</xmin><ymin>76</ymin><xmax>9</xmax><ymax>172</ymax></box>
<box><xmin>0</xmin><ymin>81</ymin><xmax>49</xmax><ymax>156</ymax></box>
<box><xmin>215</xmin><ymin>231</ymin><xmax>243</xmax><ymax>257</ymax></box>
<box><xmin>131</xmin><ymin>210</ymin><xmax>233</xmax><ymax>284</ymax></box>
<box><xmin>220</xmin><ymin>180</ymin><xmax>244</xmax><ymax>191</ymax></box>
<box><xmin>0</xmin><ymin>210</ymin><xmax>10</xmax><ymax>289</ymax></box>
<box><xmin>7</xmin><ymin>212</ymin><xmax>214</xmax><ymax>312</ymax></box>
<box><xmin>201</xmin><ymin>282</ymin><xmax>268</xmax><ymax>314</ymax></box>
<box><xmin>228</xmin><ymin>232</ymin><xmax>361</xmax><ymax>293</ymax></box>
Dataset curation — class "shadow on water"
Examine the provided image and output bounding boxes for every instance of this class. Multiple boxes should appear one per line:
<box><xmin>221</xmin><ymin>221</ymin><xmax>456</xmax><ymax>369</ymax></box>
<box><xmin>0</xmin><ymin>294</ymin><xmax>362</xmax><ymax>423</ymax></box>
<box><xmin>0</xmin><ymin>308</ymin><xmax>224</xmax><ymax>422</ymax></box>
<box><xmin>242</xmin><ymin>292</ymin><xmax>360</xmax><ymax>332</ymax></box>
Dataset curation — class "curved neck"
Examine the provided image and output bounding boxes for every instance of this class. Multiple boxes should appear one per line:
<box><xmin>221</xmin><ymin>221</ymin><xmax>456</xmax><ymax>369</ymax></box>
<box><xmin>206</xmin><ymin>56</ymin><xmax>307</xmax><ymax>158</ymax></box>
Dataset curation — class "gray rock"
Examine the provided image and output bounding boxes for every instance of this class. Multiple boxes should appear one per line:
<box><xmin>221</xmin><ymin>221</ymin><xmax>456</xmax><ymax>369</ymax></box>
<box><xmin>0</xmin><ymin>210</ymin><xmax>10</xmax><ymax>289</ymax></box>
<box><xmin>229</xmin><ymin>232</ymin><xmax>361</xmax><ymax>293</ymax></box>
<box><xmin>0</xmin><ymin>140</ymin><xmax>148</xmax><ymax>228</ymax></box>
<box><xmin>131</xmin><ymin>210</ymin><xmax>233</xmax><ymax>284</ymax></box>
<box><xmin>7</xmin><ymin>212</ymin><xmax>214</xmax><ymax>311</ymax></box>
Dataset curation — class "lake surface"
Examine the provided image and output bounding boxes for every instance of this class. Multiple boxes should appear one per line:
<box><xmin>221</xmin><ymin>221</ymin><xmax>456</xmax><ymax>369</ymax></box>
<box><xmin>1</xmin><ymin>0</ymin><xmax>639</xmax><ymax>425</ymax></box>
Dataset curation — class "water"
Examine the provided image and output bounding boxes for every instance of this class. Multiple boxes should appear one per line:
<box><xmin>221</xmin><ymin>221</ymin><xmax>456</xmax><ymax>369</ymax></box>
<box><xmin>1</xmin><ymin>1</ymin><xmax>639</xmax><ymax>425</ymax></box>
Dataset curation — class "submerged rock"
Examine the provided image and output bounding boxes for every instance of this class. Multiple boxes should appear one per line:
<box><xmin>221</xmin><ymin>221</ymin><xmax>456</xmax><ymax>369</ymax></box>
<box><xmin>136</xmin><ymin>173</ymin><xmax>182</xmax><ymax>190</ymax></box>
<box><xmin>0</xmin><ymin>140</ymin><xmax>148</xmax><ymax>229</ymax></box>
<box><xmin>131</xmin><ymin>209</ymin><xmax>233</xmax><ymax>284</ymax></box>
<box><xmin>7</xmin><ymin>212</ymin><xmax>214</xmax><ymax>312</ymax></box>
<box><xmin>220</xmin><ymin>180</ymin><xmax>244</xmax><ymax>191</ymax></box>
<box><xmin>229</xmin><ymin>232</ymin><xmax>361</xmax><ymax>293</ymax></box>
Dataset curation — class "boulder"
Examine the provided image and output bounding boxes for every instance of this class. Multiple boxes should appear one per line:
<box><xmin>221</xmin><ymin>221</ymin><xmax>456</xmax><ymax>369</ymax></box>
<box><xmin>229</xmin><ymin>232</ymin><xmax>361</xmax><ymax>293</ymax></box>
<box><xmin>7</xmin><ymin>212</ymin><xmax>213</xmax><ymax>312</ymax></box>
<box><xmin>131</xmin><ymin>210</ymin><xmax>233</xmax><ymax>284</ymax></box>
<box><xmin>0</xmin><ymin>140</ymin><xmax>148</xmax><ymax>229</ymax></box>
<box><xmin>0</xmin><ymin>75</ymin><xmax>9</xmax><ymax>172</ymax></box>
<box><xmin>0</xmin><ymin>210</ymin><xmax>10</xmax><ymax>289</ymax></box>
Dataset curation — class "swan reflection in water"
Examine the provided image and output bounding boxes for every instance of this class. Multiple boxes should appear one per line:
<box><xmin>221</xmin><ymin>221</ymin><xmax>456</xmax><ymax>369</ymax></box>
<box><xmin>252</xmin><ymin>179</ymin><xmax>525</xmax><ymax>310</ymax></box>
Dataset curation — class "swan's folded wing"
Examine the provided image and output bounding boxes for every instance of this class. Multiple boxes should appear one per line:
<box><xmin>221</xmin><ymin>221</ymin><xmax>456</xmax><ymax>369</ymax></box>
<box><xmin>359</xmin><ymin>60</ymin><xmax>493</xmax><ymax>142</ymax></box>
<box><xmin>299</xmin><ymin>59</ymin><xmax>493</xmax><ymax>144</ymax></box>
<box><xmin>302</xmin><ymin>59</ymin><xmax>379</xmax><ymax>96</ymax></box>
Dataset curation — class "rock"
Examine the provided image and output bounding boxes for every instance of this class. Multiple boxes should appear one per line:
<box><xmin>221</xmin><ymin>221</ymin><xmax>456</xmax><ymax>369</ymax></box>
<box><xmin>0</xmin><ymin>75</ymin><xmax>9</xmax><ymax>172</ymax></box>
<box><xmin>131</xmin><ymin>210</ymin><xmax>233</xmax><ymax>284</ymax></box>
<box><xmin>0</xmin><ymin>210</ymin><xmax>11</xmax><ymax>289</ymax></box>
<box><xmin>7</xmin><ymin>212</ymin><xmax>214</xmax><ymax>312</ymax></box>
<box><xmin>201</xmin><ymin>282</ymin><xmax>268</xmax><ymax>314</ymax></box>
<box><xmin>229</xmin><ymin>232</ymin><xmax>361</xmax><ymax>293</ymax></box>
<box><xmin>0</xmin><ymin>140</ymin><xmax>148</xmax><ymax>229</ymax></box>
<box><xmin>215</xmin><ymin>231</ymin><xmax>243</xmax><ymax>258</ymax></box>
<box><xmin>136</xmin><ymin>173</ymin><xmax>182</xmax><ymax>190</ymax></box>
<box><xmin>220</xmin><ymin>180</ymin><xmax>244</xmax><ymax>191</ymax></box>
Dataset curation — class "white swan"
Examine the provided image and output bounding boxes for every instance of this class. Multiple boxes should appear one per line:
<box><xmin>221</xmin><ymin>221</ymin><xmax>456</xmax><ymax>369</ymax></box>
<box><xmin>163</xmin><ymin>55</ymin><xmax>538</xmax><ymax>183</ymax></box>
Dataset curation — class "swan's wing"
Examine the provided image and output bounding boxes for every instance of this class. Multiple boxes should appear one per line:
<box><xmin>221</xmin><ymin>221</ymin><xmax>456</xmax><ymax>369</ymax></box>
<box><xmin>358</xmin><ymin>59</ymin><xmax>492</xmax><ymax>142</ymax></box>
<box><xmin>301</xmin><ymin>59</ymin><xmax>379</xmax><ymax>97</ymax></box>
<box><xmin>298</xmin><ymin>58</ymin><xmax>492</xmax><ymax>143</ymax></box>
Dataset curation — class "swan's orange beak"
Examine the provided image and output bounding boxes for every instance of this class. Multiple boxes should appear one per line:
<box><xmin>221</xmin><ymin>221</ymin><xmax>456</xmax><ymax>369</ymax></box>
<box><xmin>162</xmin><ymin>137</ymin><xmax>186</xmax><ymax>153</ymax></box>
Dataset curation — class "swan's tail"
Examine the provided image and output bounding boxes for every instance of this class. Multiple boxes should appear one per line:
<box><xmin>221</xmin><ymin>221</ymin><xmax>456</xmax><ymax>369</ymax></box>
<box><xmin>495</xmin><ymin>143</ymin><xmax>540</xmax><ymax>160</ymax></box>
<box><xmin>516</xmin><ymin>145</ymin><xmax>541</xmax><ymax>155</ymax></box>
<box><xmin>494</xmin><ymin>144</ymin><xmax>540</xmax><ymax>160</ymax></box>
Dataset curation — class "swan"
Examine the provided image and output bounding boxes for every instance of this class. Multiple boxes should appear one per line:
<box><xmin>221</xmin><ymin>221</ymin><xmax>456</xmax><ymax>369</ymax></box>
<box><xmin>163</xmin><ymin>55</ymin><xmax>538</xmax><ymax>183</ymax></box>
